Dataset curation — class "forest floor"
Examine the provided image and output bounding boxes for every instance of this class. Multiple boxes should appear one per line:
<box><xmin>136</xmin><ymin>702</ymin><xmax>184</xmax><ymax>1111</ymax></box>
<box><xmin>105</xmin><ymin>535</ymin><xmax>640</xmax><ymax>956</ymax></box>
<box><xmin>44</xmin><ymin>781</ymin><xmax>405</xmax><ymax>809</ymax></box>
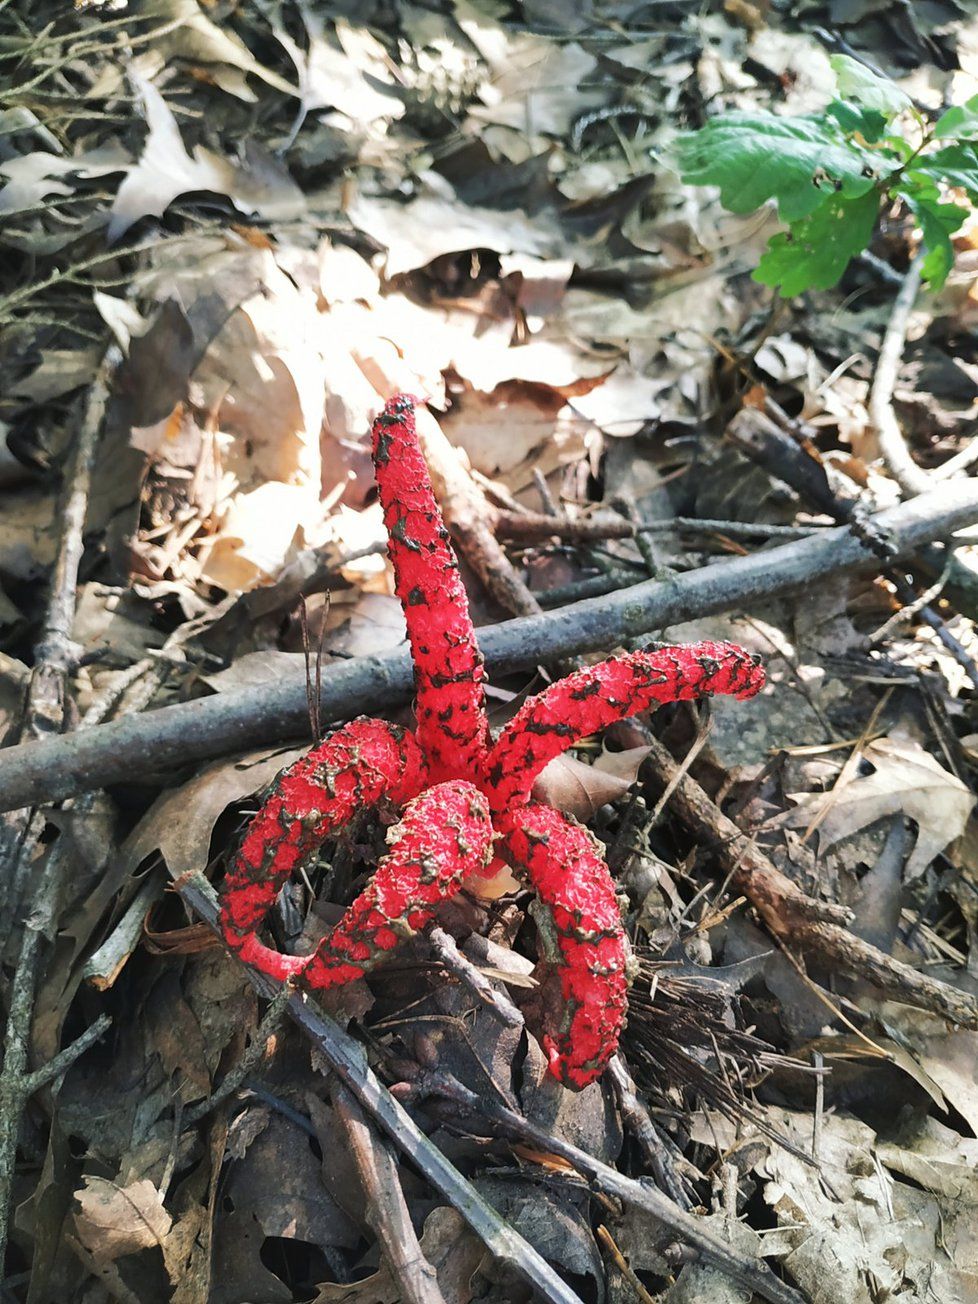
<box><xmin>2</xmin><ymin>2</ymin><xmax>978</xmax><ymax>1302</ymax></box>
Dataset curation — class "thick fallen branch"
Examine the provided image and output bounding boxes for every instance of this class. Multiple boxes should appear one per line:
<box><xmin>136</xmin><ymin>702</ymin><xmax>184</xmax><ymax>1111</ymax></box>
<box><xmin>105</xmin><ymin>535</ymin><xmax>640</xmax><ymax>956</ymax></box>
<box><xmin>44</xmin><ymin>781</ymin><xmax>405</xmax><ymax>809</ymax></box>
<box><xmin>0</xmin><ymin>483</ymin><xmax>975</xmax><ymax>814</ymax></box>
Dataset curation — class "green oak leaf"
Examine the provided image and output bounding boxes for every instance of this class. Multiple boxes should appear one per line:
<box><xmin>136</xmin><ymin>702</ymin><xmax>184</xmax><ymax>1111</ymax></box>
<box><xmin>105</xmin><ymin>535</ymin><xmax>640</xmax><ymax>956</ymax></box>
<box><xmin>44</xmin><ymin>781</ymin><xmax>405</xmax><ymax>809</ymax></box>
<box><xmin>827</xmin><ymin>98</ymin><xmax>888</xmax><ymax>143</ymax></box>
<box><xmin>676</xmin><ymin>112</ymin><xmax>883</xmax><ymax>222</ymax></box>
<box><xmin>829</xmin><ymin>55</ymin><xmax>912</xmax><ymax>119</ymax></box>
<box><xmin>911</xmin><ymin>145</ymin><xmax>978</xmax><ymax>201</ymax></box>
<box><xmin>754</xmin><ymin>188</ymin><xmax>879</xmax><ymax>295</ymax></box>
<box><xmin>934</xmin><ymin>93</ymin><xmax>978</xmax><ymax>140</ymax></box>
<box><xmin>897</xmin><ymin>180</ymin><xmax>968</xmax><ymax>288</ymax></box>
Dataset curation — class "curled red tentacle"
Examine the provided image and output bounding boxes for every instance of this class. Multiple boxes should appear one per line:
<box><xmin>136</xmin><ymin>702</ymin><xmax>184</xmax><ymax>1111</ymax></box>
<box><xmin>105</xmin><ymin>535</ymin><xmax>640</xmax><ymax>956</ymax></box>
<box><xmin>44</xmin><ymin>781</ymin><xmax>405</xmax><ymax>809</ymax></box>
<box><xmin>371</xmin><ymin>394</ymin><xmax>490</xmax><ymax>785</ymax></box>
<box><xmin>484</xmin><ymin>640</ymin><xmax>765</xmax><ymax>813</ymax></box>
<box><xmin>219</xmin><ymin>718</ymin><xmax>427</xmax><ymax>981</ymax></box>
<box><xmin>498</xmin><ymin>802</ymin><xmax>629</xmax><ymax>1089</ymax></box>
<box><xmin>303</xmin><ymin>780</ymin><xmax>495</xmax><ymax>989</ymax></box>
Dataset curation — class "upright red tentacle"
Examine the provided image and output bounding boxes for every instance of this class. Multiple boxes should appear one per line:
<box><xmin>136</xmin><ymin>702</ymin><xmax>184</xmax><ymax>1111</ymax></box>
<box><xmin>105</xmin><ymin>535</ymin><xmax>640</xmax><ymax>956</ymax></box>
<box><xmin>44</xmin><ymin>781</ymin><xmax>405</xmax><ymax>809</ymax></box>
<box><xmin>498</xmin><ymin>802</ymin><xmax>629</xmax><ymax>1089</ymax></box>
<box><xmin>484</xmin><ymin>641</ymin><xmax>765</xmax><ymax>813</ymax></box>
<box><xmin>303</xmin><ymin>780</ymin><xmax>495</xmax><ymax>989</ymax></box>
<box><xmin>371</xmin><ymin>394</ymin><xmax>490</xmax><ymax>784</ymax></box>
<box><xmin>219</xmin><ymin>718</ymin><xmax>427</xmax><ymax>980</ymax></box>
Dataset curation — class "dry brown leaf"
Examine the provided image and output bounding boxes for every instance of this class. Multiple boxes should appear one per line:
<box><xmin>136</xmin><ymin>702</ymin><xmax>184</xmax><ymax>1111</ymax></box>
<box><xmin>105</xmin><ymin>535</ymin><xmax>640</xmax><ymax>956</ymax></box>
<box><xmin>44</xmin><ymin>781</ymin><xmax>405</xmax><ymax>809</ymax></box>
<box><xmin>440</xmin><ymin>381</ymin><xmax>590</xmax><ymax>489</ymax></box>
<box><xmin>119</xmin><ymin>745</ymin><xmax>311</xmax><ymax>881</ymax></box>
<box><xmin>109</xmin><ymin>75</ymin><xmax>304</xmax><ymax>241</ymax></box>
<box><xmin>73</xmin><ymin>1176</ymin><xmax>171</xmax><ymax>1262</ymax></box>
<box><xmin>786</xmin><ymin>736</ymin><xmax>975</xmax><ymax>879</ymax></box>
<box><xmin>532</xmin><ymin>746</ymin><xmax>650</xmax><ymax>823</ymax></box>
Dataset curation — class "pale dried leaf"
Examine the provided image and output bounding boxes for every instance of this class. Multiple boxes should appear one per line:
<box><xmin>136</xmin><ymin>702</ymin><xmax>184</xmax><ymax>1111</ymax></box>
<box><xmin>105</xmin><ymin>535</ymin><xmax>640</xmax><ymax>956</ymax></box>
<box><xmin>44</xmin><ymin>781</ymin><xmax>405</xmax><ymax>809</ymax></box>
<box><xmin>347</xmin><ymin>182</ymin><xmax>558</xmax><ymax>277</ymax></box>
<box><xmin>119</xmin><ymin>746</ymin><xmax>311</xmax><ymax>880</ymax></box>
<box><xmin>109</xmin><ymin>75</ymin><xmax>304</xmax><ymax>242</ymax></box>
<box><xmin>532</xmin><ymin>746</ymin><xmax>650</xmax><ymax>822</ymax></box>
<box><xmin>0</xmin><ymin>144</ymin><xmax>127</xmax><ymax>213</ymax></box>
<box><xmin>275</xmin><ymin>8</ymin><xmax>404</xmax><ymax>131</ymax></box>
<box><xmin>787</xmin><ymin>737</ymin><xmax>975</xmax><ymax>879</ymax></box>
<box><xmin>10</xmin><ymin>348</ymin><xmax>103</xmax><ymax>403</ymax></box>
<box><xmin>143</xmin><ymin>0</ymin><xmax>299</xmax><ymax>101</ymax></box>
<box><xmin>73</xmin><ymin>1177</ymin><xmax>171</xmax><ymax>1262</ymax></box>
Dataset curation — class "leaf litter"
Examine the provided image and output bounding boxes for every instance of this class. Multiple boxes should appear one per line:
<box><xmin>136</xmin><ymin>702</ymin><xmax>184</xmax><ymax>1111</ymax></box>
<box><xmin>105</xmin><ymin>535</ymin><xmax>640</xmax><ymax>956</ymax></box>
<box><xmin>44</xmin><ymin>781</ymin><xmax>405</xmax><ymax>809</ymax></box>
<box><xmin>3</xmin><ymin>0</ymin><xmax>978</xmax><ymax>1301</ymax></box>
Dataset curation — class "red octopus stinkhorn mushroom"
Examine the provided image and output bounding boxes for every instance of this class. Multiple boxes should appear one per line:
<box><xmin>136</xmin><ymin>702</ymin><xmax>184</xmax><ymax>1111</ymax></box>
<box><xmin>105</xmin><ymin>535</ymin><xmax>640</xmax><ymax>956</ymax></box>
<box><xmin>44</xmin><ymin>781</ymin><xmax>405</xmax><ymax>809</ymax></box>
<box><xmin>219</xmin><ymin>393</ymin><xmax>765</xmax><ymax>1089</ymax></box>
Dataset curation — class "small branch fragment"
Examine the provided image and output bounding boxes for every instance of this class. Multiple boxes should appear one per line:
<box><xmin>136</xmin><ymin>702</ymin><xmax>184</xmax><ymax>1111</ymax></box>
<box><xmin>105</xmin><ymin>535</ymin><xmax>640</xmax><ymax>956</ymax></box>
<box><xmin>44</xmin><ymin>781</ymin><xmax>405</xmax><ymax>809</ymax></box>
<box><xmin>869</xmin><ymin>253</ymin><xmax>931</xmax><ymax>497</ymax></box>
<box><xmin>332</xmin><ymin>1083</ymin><xmax>448</xmax><ymax>1304</ymax></box>
<box><xmin>642</xmin><ymin>733</ymin><xmax>978</xmax><ymax>1028</ymax></box>
<box><xmin>426</xmin><ymin>926</ymin><xmax>524</xmax><ymax>1028</ymax></box>
<box><xmin>493</xmin><ymin>508</ymin><xmax>634</xmax><ymax>543</ymax></box>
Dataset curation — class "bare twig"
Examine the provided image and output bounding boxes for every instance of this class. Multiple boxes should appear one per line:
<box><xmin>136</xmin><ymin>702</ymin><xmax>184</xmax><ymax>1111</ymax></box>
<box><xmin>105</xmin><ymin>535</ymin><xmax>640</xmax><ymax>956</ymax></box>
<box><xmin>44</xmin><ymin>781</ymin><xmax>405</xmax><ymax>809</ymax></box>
<box><xmin>869</xmin><ymin>253</ymin><xmax>931</xmax><ymax>497</ymax></box>
<box><xmin>0</xmin><ymin>347</ymin><xmax>118</xmax><ymax>1267</ymax></box>
<box><xmin>728</xmin><ymin>406</ymin><xmax>978</xmax><ymax>683</ymax></box>
<box><xmin>411</xmin><ymin>1071</ymin><xmax>806</xmax><ymax>1304</ymax></box>
<box><xmin>332</xmin><ymin>1083</ymin><xmax>448</xmax><ymax>1304</ymax></box>
<box><xmin>607</xmin><ymin>1055</ymin><xmax>691</xmax><ymax>1209</ymax></box>
<box><xmin>0</xmin><ymin>483</ymin><xmax>975</xmax><ymax>813</ymax></box>
<box><xmin>596</xmin><ymin>1224</ymin><xmax>658</xmax><ymax>1304</ymax></box>
<box><xmin>493</xmin><ymin>508</ymin><xmax>633</xmax><ymax>543</ymax></box>
<box><xmin>426</xmin><ymin>927</ymin><xmax>524</xmax><ymax>1028</ymax></box>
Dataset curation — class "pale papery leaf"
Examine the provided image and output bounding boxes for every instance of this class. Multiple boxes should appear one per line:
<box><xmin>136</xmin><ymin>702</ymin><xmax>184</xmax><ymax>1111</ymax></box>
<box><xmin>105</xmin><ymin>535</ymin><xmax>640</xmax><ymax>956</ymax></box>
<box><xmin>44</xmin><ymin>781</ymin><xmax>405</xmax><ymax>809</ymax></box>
<box><xmin>143</xmin><ymin>0</ymin><xmax>299</xmax><ymax>102</ymax></box>
<box><xmin>346</xmin><ymin>184</ymin><xmax>559</xmax><ymax>278</ymax></box>
<box><xmin>73</xmin><ymin>1177</ymin><xmax>171</xmax><ymax>1262</ymax></box>
<box><xmin>273</xmin><ymin>7</ymin><xmax>404</xmax><ymax>131</ymax></box>
<box><xmin>118</xmin><ymin>746</ymin><xmax>312</xmax><ymax>880</ymax></box>
<box><xmin>786</xmin><ymin>736</ymin><xmax>975</xmax><ymax>879</ymax></box>
<box><xmin>0</xmin><ymin>144</ymin><xmax>128</xmax><ymax>214</ymax></box>
<box><xmin>108</xmin><ymin>75</ymin><xmax>305</xmax><ymax>242</ymax></box>
<box><xmin>440</xmin><ymin>381</ymin><xmax>590</xmax><ymax>487</ymax></box>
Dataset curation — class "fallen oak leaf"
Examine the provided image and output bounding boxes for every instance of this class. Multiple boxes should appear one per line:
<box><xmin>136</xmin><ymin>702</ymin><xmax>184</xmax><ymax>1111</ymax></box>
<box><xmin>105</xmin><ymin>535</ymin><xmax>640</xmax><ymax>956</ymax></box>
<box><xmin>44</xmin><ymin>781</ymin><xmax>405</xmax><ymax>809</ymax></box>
<box><xmin>72</xmin><ymin>1176</ymin><xmax>171</xmax><ymax>1262</ymax></box>
<box><xmin>786</xmin><ymin>736</ymin><xmax>975</xmax><ymax>880</ymax></box>
<box><xmin>0</xmin><ymin>144</ymin><xmax>128</xmax><ymax>214</ymax></box>
<box><xmin>108</xmin><ymin>74</ymin><xmax>305</xmax><ymax>242</ymax></box>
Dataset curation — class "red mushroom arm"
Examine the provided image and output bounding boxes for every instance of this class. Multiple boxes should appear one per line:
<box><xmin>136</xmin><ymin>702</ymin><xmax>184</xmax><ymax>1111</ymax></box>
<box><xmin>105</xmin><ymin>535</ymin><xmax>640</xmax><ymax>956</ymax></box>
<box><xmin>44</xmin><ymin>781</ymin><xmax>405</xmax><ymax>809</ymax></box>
<box><xmin>371</xmin><ymin>394</ymin><xmax>490</xmax><ymax>784</ymax></box>
<box><xmin>498</xmin><ymin>802</ymin><xmax>629</xmax><ymax>1089</ymax></box>
<box><xmin>219</xmin><ymin>718</ymin><xmax>427</xmax><ymax>981</ymax></box>
<box><xmin>485</xmin><ymin>641</ymin><xmax>764</xmax><ymax>813</ymax></box>
<box><xmin>304</xmin><ymin>779</ymin><xmax>495</xmax><ymax>989</ymax></box>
